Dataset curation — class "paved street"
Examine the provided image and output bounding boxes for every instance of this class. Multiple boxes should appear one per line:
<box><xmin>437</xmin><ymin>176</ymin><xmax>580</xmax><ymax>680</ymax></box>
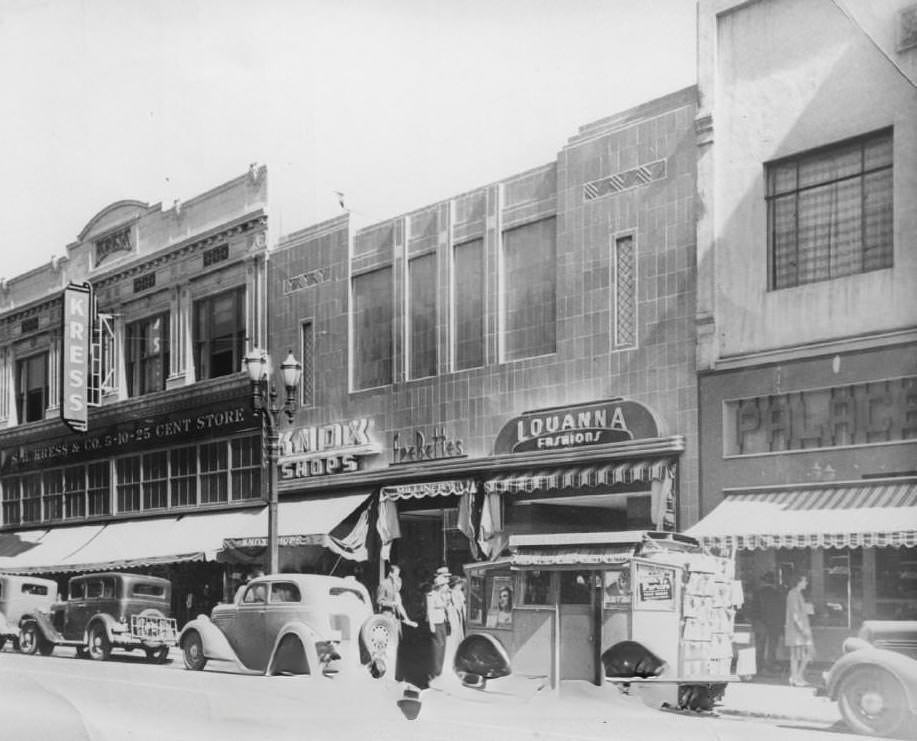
<box><xmin>0</xmin><ymin>646</ymin><xmax>883</xmax><ymax>741</ymax></box>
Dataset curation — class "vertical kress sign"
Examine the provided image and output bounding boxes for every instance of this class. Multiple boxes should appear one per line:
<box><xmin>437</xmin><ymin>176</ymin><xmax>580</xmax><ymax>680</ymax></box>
<box><xmin>61</xmin><ymin>282</ymin><xmax>92</xmax><ymax>432</ymax></box>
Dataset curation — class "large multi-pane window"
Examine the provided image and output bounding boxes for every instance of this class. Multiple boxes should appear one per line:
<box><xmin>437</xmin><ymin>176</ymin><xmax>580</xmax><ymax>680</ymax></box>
<box><xmin>230</xmin><ymin>436</ymin><xmax>261</xmax><ymax>501</ymax></box>
<box><xmin>767</xmin><ymin>129</ymin><xmax>893</xmax><ymax>290</ymax></box>
<box><xmin>408</xmin><ymin>253</ymin><xmax>437</xmax><ymax>379</ymax></box>
<box><xmin>501</xmin><ymin>218</ymin><xmax>556</xmax><ymax>361</ymax></box>
<box><xmin>87</xmin><ymin>462</ymin><xmax>111</xmax><ymax>516</ymax></box>
<box><xmin>200</xmin><ymin>441</ymin><xmax>229</xmax><ymax>504</ymax></box>
<box><xmin>352</xmin><ymin>267</ymin><xmax>394</xmax><ymax>389</ymax></box>
<box><xmin>16</xmin><ymin>352</ymin><xmax>48</xmax><ymax>423</ymax></box>
<box><xmin>42</xmin><ymin>470</ymin><xmax>64</xmax><ymax>522</ymax></box>
<box><xmin>127</xmin><ymin>313</ymin><xmax>169</xmax><ymax>396</ymax></box>
<box><xmin>2</xmin><ymin>479</ymin><xmax>20</xmax><ymax>525</ymax></box>
<box><xmin>64</xmin><ymin>466</ymin><xmax>86</xmax><ymax>519</ymax></box>
<box><xmin>453</xmin><ymin>239</ymin><xmax>484</xmax><ymax>371</ymax></box>
<box><xmin>193</xmin><ymin>287</ymin><xmax>245</xmax><ymax>379</ymax></box>
<box><xmin>142</xmin><ymin>451</ymin><xmax>169</xmax><ymax>509</ymax></box>
<box><xmin>170</xmin><ymin>448</ymin><xmax>197</xmax><ymax>507</ymax></box>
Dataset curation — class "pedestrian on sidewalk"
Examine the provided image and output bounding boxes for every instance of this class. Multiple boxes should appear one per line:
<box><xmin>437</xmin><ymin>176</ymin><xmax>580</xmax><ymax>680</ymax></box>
<box><xmin>784</xmin><ymin>573</ymin><xmax>814</xmax><ymax>686</ymax></box>
<box><xmin>426</xmin><ymin>568</ymin><xmax>451</xmax><ymax>681</ymax></box>
<box><xmin>753</xmin><ymin>571</ymin><xmax>785</xmax><ymax>673</ymax></box>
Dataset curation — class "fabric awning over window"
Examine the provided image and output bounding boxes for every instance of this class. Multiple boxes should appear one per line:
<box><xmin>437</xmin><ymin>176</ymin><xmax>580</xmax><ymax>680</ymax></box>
<box><xmin>0</xmin><ymin>524</ymin><xmax>106</xmax><ymax>574</ymax></box>
<box><xmin>686</xmin><ymin>478</ymin><xmax>917</xmax><ymax>551</ymax></box>
<box><xmin>380</xmin><ymin>479</ymin><xmax>477</xmax><ymax>501</ymax></box>
<box><xmin>484</xmin><ymin>459</ymin><xmax>674</xmax><ymax>494</ymax></box>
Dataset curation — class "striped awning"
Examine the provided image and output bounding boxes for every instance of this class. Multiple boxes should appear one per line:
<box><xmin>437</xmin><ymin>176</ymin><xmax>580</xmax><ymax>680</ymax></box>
<box><xmin>381</xmin><ymin>479</ymin><xmax>477</xmax><ymax>501</ymax></box>
<box><xmin>512</xmin><ymin>545</ymin><xmax>637</xmax><ymax>568</ymax></box>
<box><xmin>687</xmin><ymin>478</ymin><xmax>917</xmax><ymax>550</ymax></box>
<box><xmin>484</xmin><ymin>459</ymin><xmax>674</xmax><ymax>494</ymax></box>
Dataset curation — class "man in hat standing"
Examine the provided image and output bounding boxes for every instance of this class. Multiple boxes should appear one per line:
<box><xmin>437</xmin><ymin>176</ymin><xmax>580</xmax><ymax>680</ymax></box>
<box><xmin>426</xmin><ymin>567</ymin><xmax>451</xmax><ymax>681</ymax></box>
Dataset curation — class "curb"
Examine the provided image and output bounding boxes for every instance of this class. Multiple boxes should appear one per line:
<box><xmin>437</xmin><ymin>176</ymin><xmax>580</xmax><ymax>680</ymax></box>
<box><xmin>718</xmin><ymin>708</ymin><xmax>833</xmax><ymax>723</ymax></box>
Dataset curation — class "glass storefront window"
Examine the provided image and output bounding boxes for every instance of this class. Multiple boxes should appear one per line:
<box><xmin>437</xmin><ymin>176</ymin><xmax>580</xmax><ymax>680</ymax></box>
<box><xmin>560</xmin><ymin>571</ymin><xmax>593</xmax><ymax>604</ymax></box>
<box><xmin>875</xmin><ymin>547</ymin><xmax>917</xmax><ymax>620</ymax></box>
<box><xmin>468</xmin><ymin>575</ymin><xmax>484</xmax><ymax>625</ymax></box>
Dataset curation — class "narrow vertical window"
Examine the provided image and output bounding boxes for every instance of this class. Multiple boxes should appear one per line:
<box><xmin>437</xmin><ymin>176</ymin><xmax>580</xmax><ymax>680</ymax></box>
<box><xmin>501</xmin><ymin>218</ymin><xmax>556</xmax><ymax>361</ymax></box>
<box><xmin>43</xmin><ymin>470</ymin><xmax>64</xmax><ymax>522</ymax></box>
<box><xmin>231</xmin><ymin>436</ymin><xmax>261</xmax><ymax>501</ymax></box>
<box><xmin>453</xmin><ymin>239</ymin><xmax>484</xmax><ymax>370</ymax></box>
<box><xmin>2</xmin><ymin>479</ymin><xmax>20</xmax><ymax>526</ymax></box>
<box><xmin>352</xmin><ymin>267</ymin><xmax>393</xmax><ymax>389</ymax></box>
<box><xmin>87</xmin><ymin>461</ymin><xmax>111</xmax><ymax>516</ymax></box>
<box><xmin>200</xmin><ymin>441</ymin><xmax>229</xmax><ymax>504</ymax></box>
<box><xmin>116</xmin><ymin>456</ymin><xmax>141</xmax><ymax>513</ymax></box>
<box><xmin>614</xmin><ymin>235</ymin><xmax>637</xmax><ymax>349</ymax></box>
<box><xmin>16</xmin><ymin>352</ymin><xmax>48</xmax><ymax>423</ymax></box>
<box><xmin>64</xmin><ymin>465</ymin><xmax>86</xmax><ymax>519</ymax></box>
<box><xmin>127</xmin><ymin>313</ymin><xmax>170</xmax><ymax>396</ymax></box>
<box><xmin>301</xmin><ymin>321</ymin><xmax>314</xmax><ymax>407</ymax></box>
<box><xmin>170</xmin><ymin>447</ymin><xmax>197</xmax><ymax>507</ymax></box>
<box><xmin>408</xmin><ymin>253</ymin><xmax>437</xmax><ymax>379</ymax></box>
<box><xmin>142</xmin><ymin>451</ymin><xmax>169</xmax><ymax>509</ymax></box>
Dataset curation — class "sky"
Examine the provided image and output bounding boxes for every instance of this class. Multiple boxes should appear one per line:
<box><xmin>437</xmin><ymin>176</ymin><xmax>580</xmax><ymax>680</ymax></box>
<box><xmin>0</xmin><ymin>0</ymin><xmax>697</xmax><ymax>279</ymax></box>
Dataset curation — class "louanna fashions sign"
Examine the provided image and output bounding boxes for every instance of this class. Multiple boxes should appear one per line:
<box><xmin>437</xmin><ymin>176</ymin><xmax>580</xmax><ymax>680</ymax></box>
<box><xmin>493</xmin><ymin>399</ymin><xmax>660</xmax><ymax>455</ymax></box>
<box><xmin>61</xmin><ymin>282</ymin><xmax>93</xmax><ymax>432</ymax></box>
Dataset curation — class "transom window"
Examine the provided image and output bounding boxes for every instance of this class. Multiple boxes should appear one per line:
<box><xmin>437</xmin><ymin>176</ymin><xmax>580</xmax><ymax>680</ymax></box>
<box><xmin>767</xmin><ymin>129</ymin><xmax>893</xmax><ymax>290</ymax></box>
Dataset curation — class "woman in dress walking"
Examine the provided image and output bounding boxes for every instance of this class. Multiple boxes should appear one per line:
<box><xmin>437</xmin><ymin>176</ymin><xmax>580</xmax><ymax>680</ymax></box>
<box><xmin>784</xmin><ymin>574</ymin><xmax>813</xmax><ymax>686</ymax></box>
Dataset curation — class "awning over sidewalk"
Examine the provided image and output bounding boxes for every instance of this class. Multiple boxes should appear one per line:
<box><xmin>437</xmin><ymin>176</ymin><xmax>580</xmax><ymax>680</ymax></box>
<box><xmin>0</xmin><ymin>492</ymin><xmax>371</xmax><ymax>574</ymax></box>
<box><xmin>686</xmin><ymin>477</ymin><xmax>917</xmax><ymax>550</ymax></box>
<box><xmin>0</xmin><ymin>524</ymin><xmax>106</xmax><ymax>574</ymax></box>
<box><xmin>484</xmin><ymin>458</ymin><xmax>674</xmax><ymax>494</ymax></box>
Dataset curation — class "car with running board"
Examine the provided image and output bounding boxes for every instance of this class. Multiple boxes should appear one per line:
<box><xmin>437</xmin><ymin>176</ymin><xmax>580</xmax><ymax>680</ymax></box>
<box><xmin>18</xmin><ymin>572</ymin><xmax>177</xmax><ymax>662</ymax></box>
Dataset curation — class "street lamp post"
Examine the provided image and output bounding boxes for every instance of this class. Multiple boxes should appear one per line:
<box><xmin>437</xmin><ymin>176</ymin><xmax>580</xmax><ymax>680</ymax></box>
<box><xmin>244</xmin><ymin>348</ymin><xmax>302</xmax><ymax>575</ymax></box>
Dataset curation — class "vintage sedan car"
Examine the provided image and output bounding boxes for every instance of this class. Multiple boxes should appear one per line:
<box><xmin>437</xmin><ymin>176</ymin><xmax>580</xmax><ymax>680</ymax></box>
<box><xmin>0</xmin><ymin>574</ymin><xmax>58</xmax><ymax>651</ymax></box>
<box><xmin>179</xmin><ymin>573</ymin><xmax>395</xmax><ymax>677</ymax></box>
<box><xmin>18</xmin><ymin>572</ymin><xmax>177</xmax><ymax>662</ymax></box>
<box><xmin>824</xmin><ymin>620</ymin><xmax>917</xmax><ymax>738</ymax></box>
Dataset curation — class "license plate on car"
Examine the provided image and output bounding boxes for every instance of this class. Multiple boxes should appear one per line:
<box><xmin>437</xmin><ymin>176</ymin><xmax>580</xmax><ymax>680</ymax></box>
<box><xmin>130</xmin><ymin>615</ymin><xmax>178</xmax><ymax>643</ymax></box>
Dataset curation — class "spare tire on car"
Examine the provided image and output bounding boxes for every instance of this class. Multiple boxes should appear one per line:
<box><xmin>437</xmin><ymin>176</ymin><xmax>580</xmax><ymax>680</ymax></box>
<box><xmin>601</xmin><ymin>640</ymin><xmax>667</xmax><ymax>678</ymax></box>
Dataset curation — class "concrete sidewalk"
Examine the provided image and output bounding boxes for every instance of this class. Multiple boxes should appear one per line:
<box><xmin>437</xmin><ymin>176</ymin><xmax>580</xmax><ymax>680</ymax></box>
<box><xmin>717</xmin><ymin>672</ymin><xmax>842</xmax><ymax>726</ymax></box>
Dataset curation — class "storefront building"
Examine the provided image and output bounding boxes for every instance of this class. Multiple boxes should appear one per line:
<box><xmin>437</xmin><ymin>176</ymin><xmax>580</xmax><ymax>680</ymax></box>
<box><xmin>268</xmin><ymin>87</ymin><xmax>700</xmax><ymax>625</ymax></box>
<box><xmin>691</xmin><ymin>0</ymin><xmax>917</xmax><ymax>660</ymax></box>
<box><xmin>0</xmin><ymin>166</ymin><xmax>310</xmax><ymax>620</ymax></box>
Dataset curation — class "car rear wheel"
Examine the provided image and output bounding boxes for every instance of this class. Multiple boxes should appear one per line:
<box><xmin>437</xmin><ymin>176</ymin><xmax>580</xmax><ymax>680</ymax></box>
<box><xmin>838</xmin><ymin>666</ymin><xmax>910</xmax><ymax>738</ymax></box>
<box><xmin>182</xmin><ymin>630</ymin><xmax>207</xmax><ymax>671</ymax></box>
<box><xmin>87</xmin><ymin>624</ymin><xmax>111</xmax><ymax>661</ymax></box>
<box><xmin>19</xmin><ymin>622</ymin><xmax>42</xmax><ymax>655</ymax></box>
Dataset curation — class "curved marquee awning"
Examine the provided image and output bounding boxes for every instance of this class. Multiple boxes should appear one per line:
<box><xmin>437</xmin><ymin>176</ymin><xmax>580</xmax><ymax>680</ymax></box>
<box><xmin>686</xmin><ymin>477</ymin><xmax>917</xmax><ymax>551</ymax></box>
<box><xmin>484</xmin><ymin>458</ymin><xmax>675</xmax><ymax>495</ymax></box>
<box><xmin>380</xmin><ymin>479</ymin><xmax>477</xmax><ymax>501</ymax></box>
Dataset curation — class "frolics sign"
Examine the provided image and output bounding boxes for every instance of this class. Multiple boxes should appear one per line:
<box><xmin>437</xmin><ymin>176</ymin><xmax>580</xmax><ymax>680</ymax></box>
<box><xmin>493</xmin><ymin>399</ymin><xmax>659</xmax><ymax>454</ymax></box>
<box><xmin>61</xmin><ymin>283</ymin><xmax>92</xmax><ymax>432</ymax></box>
<box><xmin>278</xmin><ymin>418</ymin><xmax>382</xmax><ymax>481</ymax></box>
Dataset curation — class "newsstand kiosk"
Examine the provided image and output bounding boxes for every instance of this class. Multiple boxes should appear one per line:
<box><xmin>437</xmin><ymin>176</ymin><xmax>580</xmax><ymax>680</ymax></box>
<box><xmin>461</xmin><ymin>530</ymin><xmax>742</xmax><ymax>711</ymax></box>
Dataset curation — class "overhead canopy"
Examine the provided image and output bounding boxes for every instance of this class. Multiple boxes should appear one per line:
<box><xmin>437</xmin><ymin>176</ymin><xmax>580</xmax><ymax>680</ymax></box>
<box><xmin>0</xmin><ymin>492</ymin><xmax>372</xmax><ymax>574</ymax></box>
<box><xmin>484</xmin><ymin>459</ymin><xmax>674</xmax><ymax>495</ymax></box>
<box><xmin>687</xmin><ymin>478</ymin><xmax>917</xmax><ymax>550</ymax></box>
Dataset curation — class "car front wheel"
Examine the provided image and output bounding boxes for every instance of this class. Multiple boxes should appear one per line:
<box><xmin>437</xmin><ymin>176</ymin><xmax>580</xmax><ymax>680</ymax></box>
<box><xmin>19</xmin><ymin>622</ymin><xmax>41</xmax><ymax>655</ymax></box>
<box><xmin>87</xmin><ymin>624</ymin><xmax>111</xmax><ymax>661</ymax></box>
<box><xmin>838</xmin><ymin>666</ymin><xmax>911</xmax><ymax>738</ymax></box>
<box><xmin>182</xmin><ymin>631</ymin><xmax>207</xmax><ymax>671</ymax></box>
